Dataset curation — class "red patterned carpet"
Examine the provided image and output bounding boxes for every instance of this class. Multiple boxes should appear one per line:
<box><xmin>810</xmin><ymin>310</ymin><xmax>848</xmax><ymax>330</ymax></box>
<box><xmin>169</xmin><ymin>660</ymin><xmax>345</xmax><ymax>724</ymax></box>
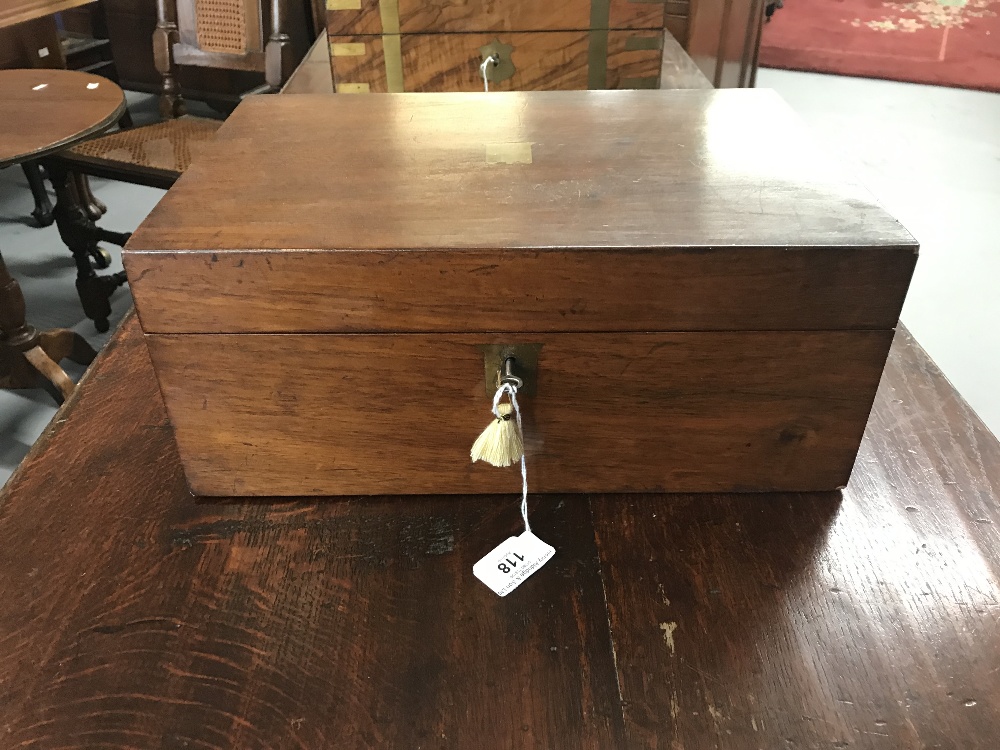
<box><xmin>760</xmin><ymin>0</ymin><xmax>1000</xmax><ymax>92</ymax></box>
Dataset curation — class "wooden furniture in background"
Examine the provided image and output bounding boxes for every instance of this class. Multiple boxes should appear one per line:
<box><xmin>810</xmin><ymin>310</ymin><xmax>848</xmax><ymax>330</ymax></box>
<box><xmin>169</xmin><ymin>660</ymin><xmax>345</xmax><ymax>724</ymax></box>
<box><xmin>687</xmin><ymin>0</ymin><xmax>764</xmax><ymax>87</ymax></box>
<box><xmin>0</xmin><ymin>1</ymin><xmax>125</xmax><ymax>227</ymax></box>
<box><xmin>1</xmin><ymin>9</ymin><xmax>70</xmax><ymax>228</ymax></box>
<box><xmin>100</xmin><ymin>0</ymin><xmax>312</xmax><ymax>110</ymax></box>
<box><xmin>326</xmin><ymin>0</ymin><xmax>670</xmax><ymax>91</ymax></box>
<box><xmin>288</xmin><ymin>27</ymin><xmax>709</xmax><ymax>95</ymax></box>
<box><xmin>0</xmin><ymin>68</ymin><xmax>133</xmax><ymax>333</ymax></box>
<box><xmin>0</xmin><ymin>253</ymin><xmax>95</xmax><ymax>402</ymax></box>
<box><xmin>123</xmin><ymin>90</ymin><xmax>916</xmax><ymax>496</ymax></box>
<box><xmin>0</xmin><ymin>67</ymin><xmax>129</xmax><ymax>397</ymax></box>
<box><xmin>55</xmin><ymin>0</ymin><xmax>299</xmax><ymax>189</ymax></box>
<box><xmin>325</xmin><ymin>0</ymin><xmax>762</xmax><ymax>92</ymax></box>
<box><xmin>0</xmin><ymin>13</ymin><xmax>65</xmax><ymax>69</ymax></box>
<box><xmin>0</xmin><ymin>0</ymin><xmax>91</xmax><ymax>27</ymax></box>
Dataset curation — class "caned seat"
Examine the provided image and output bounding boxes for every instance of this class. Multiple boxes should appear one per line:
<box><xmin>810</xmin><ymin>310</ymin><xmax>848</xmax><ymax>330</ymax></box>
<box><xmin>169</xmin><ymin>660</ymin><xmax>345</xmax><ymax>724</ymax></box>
<box><xmin>62</xmin><ymin>117</ymin><xmax>224</xmax><ymax>188</ymax></box>
<box><xmin>52</xmin><ymin>0</ymin><xmax>298</xmax><ymax>189</ymax></box>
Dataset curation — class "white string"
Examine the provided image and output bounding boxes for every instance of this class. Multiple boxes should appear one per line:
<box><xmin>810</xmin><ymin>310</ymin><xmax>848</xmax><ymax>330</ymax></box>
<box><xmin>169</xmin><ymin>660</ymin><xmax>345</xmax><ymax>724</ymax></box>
<box><xmin>480</xmin><ymin>56</ymin><xmax>497</xmax><ymax>92</ymax></box>
<box><xmin>492</xmin><ymin>381</ymin><xmax>530</xmax><ymax>534</ymax></box>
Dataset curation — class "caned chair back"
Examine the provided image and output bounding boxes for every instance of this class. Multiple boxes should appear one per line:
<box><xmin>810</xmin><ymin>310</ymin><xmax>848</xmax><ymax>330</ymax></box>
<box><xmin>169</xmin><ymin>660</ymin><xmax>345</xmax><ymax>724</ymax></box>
<box><xmin>170</xmin><ymin>0</ymin><xmax>272</xmax><ymax>72</ymax></box>
<box><xmin>155</xmin><ymin>0</ymin><xmax>293</xmax><ymax>110</ymax></box>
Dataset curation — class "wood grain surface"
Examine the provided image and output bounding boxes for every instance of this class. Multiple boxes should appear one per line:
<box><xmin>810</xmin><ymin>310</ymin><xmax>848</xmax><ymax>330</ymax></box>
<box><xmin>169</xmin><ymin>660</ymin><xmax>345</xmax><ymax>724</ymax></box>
<box><xmin>325</xmin><ymin>0</ymin><xmax>665</xmax><ymax>35</ymax></box>
<box><xmin>124</xmin><ymin>91</ymin><xmax>917</xmax><ymax>334</ymax></box>
<box><xmin>126</xmin><ymin>244</ymin><xmax>915</xmax><ymax>335</ymax></box>
<box><xmin>145</xmin><ymin>330</ymin><xmax>894</xmax><ymax>495</ymax></box>
<box><xmin>327</xmin><ymin>30</ymin><xmax>664</xmax><ymax>92</ymax></box>
<box><xmin>124</xmin><ymin>91</ymin><xmax>916</xmax><ymax>252</ymax></box>
<box><xmin>0</xmin><ymin>319</ymin><xmax>623</xmax><ymax>748</ymax></box>
<box><xmin>592</xmin><ymin>341</ymin><xmax>1000</xmax><ymax>746</ymax></box>
<box><xmin>1</xmin><ymin>315</ymin><xmax>998</xmax><ymax>747</ymax></box>
<box><xmin>0</xmin><ymin>69</ymin><xmax>126</xmax><ymax>167</ymax></box>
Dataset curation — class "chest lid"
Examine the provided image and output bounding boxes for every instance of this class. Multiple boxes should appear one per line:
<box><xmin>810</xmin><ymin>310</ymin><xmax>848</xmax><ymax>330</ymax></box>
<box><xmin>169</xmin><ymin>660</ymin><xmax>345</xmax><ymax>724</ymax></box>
<box><xmin>124</xmin><ymin>90</ymin><xmax>917</xmax><ymax>335</ymax></box>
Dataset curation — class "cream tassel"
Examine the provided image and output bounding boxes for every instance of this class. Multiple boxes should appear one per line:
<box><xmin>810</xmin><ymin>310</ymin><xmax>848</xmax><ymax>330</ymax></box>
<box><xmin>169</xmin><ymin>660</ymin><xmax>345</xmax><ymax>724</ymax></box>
<box><xmin>471</xmin><ymin>402</ymin><xmax>524</xmax><ymax>467</ymax></box>
<box><xmin>472</xmin><ymin>379</ymin><xmax>531</xmax><ymax>534</ymax></box>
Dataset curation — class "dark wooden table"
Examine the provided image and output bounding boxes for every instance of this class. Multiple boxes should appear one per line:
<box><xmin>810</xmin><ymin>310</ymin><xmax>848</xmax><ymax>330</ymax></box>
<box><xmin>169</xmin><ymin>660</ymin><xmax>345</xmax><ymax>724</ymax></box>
<box><xmin>1</xmin><ymin>311</ymin><xmax>998</xmax><ymax>748</ymax></box>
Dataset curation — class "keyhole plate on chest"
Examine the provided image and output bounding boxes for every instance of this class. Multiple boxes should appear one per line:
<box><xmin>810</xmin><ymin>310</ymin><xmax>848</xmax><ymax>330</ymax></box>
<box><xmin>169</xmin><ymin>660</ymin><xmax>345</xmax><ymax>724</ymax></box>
<box><xmin>479</xmin><ymin>39</ymin><xmax>516</xmax><ymax>84</ymax></box>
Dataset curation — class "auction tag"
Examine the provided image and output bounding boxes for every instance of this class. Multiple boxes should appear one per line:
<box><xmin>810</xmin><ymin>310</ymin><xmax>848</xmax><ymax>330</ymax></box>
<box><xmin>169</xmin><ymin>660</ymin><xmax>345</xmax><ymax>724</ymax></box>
<box><xmin>473</xmin><ymin>531</ymin><xmax>554</xmax><ymax>597</ymax></box>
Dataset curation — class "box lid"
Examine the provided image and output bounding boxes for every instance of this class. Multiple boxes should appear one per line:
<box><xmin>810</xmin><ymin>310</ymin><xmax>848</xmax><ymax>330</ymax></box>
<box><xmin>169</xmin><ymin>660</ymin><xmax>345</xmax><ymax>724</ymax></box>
<box><xmin>124</xmin><ymin>90</ymin><xmax>917</xmax><ymax>334</ymax></box>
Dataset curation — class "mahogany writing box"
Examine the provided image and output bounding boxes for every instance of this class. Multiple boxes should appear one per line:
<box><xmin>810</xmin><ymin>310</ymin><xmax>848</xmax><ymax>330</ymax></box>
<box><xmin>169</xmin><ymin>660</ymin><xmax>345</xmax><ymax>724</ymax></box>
<box><xmin>123</xmin><ymin>90</ymin><xmax>917</xmax><ymax>496</ymax></box>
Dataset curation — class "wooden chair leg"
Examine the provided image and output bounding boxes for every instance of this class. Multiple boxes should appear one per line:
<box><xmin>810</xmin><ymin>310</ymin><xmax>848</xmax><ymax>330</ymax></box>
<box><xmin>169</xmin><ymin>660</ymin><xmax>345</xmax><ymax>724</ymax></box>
<box><xmin>20</xmin><ymin>161</ymin><xmax>54</xmax><ymax>227</ymax></box>
<box><xmin>153</xmin><ymin>0</ymin><xmax>186</xmax><ymax>119</ymax></box>
<box><xmin>264</xmin><ymin>0</ymin><xmax>295</xmax><ymax>89</ymax></box>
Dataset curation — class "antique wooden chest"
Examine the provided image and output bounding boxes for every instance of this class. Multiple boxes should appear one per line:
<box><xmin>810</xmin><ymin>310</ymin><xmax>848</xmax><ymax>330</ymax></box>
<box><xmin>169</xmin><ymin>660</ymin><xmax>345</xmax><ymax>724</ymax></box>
<box><xmin>123</xmin><ymin>89</ymin><xmax>917</xmax><ymax>497</ymax></box>
<box><xmin>325</xmin><ymin>0</ymin><xmax>679</xmax><ymax>92</ymax></box>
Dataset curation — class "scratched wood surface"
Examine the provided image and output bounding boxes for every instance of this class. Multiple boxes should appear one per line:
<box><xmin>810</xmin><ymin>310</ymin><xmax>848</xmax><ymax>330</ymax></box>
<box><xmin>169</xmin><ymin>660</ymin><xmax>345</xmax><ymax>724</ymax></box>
<box><xmin>1</xmin><ymin>316</ymin><xmax>998</xmax><ymax>747</ymax></box>
<box><xmin>125</xmin><ymin>91</ymin><xmax>916</xmax><ymax>257</ymax></box>
<box><xmin>147</xmin><ymin>330</ymin><xmax>893</xmax><ymax>496</ymax></box>
<box><xmin>124</xmin><ymin>91</ymin><xmax>916</xmax><ymax>337</ymax></box>
<box><xmin>592</xmin><ymin>328</ymin><xmax>1000</xmax><ymax>748</ymax></box>
<box><xmin>0</xmin><ymin>315</ymin><xmax>624</xmax><ymax>749</ymax></box>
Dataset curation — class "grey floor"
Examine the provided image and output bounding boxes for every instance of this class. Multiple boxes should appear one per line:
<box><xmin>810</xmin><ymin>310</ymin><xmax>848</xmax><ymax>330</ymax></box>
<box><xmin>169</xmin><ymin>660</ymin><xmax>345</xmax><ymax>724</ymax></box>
<box><xmin>756</xmin><ymin>68</ymin><xmax>1000</xmax><ymax>437</ymax></box>
<box><xmin>0</xmin><ymin>92</ymin><xmax>166</xmax><ymax>485</ymax></box>
<box><xmin>1</xmin><ymin>74</ymin><xmax>998</xmax><ymax>487</ymax></box>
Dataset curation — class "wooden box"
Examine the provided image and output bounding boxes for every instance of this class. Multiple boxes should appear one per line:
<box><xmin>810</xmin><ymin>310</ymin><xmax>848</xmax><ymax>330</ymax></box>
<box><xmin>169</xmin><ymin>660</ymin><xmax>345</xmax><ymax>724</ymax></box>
<box><xmin>325</xmin><ymin>0</ymin><xmax>675</xmax><ymax>92</ymax></box>
<box><xmin>123</xmin><ymin>89</ymin><xmax>917</xmax><ymax>497</ymax></box>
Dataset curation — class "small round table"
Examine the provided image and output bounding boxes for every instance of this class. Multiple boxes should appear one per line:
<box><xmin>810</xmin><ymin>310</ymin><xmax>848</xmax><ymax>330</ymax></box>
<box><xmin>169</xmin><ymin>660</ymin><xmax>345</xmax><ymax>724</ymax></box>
<box><xmin>0</xmin><ymin>69</ymin><xmax>128</xmax><ymax>402</ymax></box>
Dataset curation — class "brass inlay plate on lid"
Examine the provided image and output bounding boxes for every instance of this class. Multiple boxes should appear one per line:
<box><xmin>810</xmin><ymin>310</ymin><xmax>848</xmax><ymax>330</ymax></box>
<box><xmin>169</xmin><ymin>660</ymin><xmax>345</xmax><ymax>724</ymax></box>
<box><xmin>331</xmin><ymin>42</ymin><xmax>366</xmax><ymax>56</ymax></box>
<box><xmin>485</xmin><ymin>142</ymin><xmax>533</xmax><ymax>165</ymax></box>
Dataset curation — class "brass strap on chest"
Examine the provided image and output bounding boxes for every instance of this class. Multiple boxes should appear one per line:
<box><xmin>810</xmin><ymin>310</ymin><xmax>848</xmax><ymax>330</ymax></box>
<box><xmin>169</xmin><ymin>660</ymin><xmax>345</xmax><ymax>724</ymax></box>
<box><xmin>378</xmin><ymin>0</ymin><xmax>404</xmax><ymax>92</ymax></box>
<box><xmin>587</xmin><ymin>0</ymin><xmax>611</xmax><ymax>89</ymax></box>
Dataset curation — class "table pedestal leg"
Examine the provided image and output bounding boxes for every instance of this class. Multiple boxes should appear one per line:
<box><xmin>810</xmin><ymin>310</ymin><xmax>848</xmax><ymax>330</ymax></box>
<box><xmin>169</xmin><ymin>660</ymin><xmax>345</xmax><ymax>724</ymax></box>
<box><xmin>0</xmin><ymin>250</ymin><xmax>97</xmax><ymax>404</ymax></box>
<box><xmin>46</xmin><ymin>161</ymin><xmax>130</xmax><ymax>333</ymax></box>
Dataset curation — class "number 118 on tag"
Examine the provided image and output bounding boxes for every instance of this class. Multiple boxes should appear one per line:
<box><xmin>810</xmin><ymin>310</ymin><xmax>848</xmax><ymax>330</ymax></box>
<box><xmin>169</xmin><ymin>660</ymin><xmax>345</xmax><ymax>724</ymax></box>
<box><xmin>473</xmin><ymin>531</ymin><xmax>555</xmax><ymax>597</ymax></box>
<box><xmin>497</xmin><ymin>552</ymin><xmax>524</xmax><ymax>574</ymax></box>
